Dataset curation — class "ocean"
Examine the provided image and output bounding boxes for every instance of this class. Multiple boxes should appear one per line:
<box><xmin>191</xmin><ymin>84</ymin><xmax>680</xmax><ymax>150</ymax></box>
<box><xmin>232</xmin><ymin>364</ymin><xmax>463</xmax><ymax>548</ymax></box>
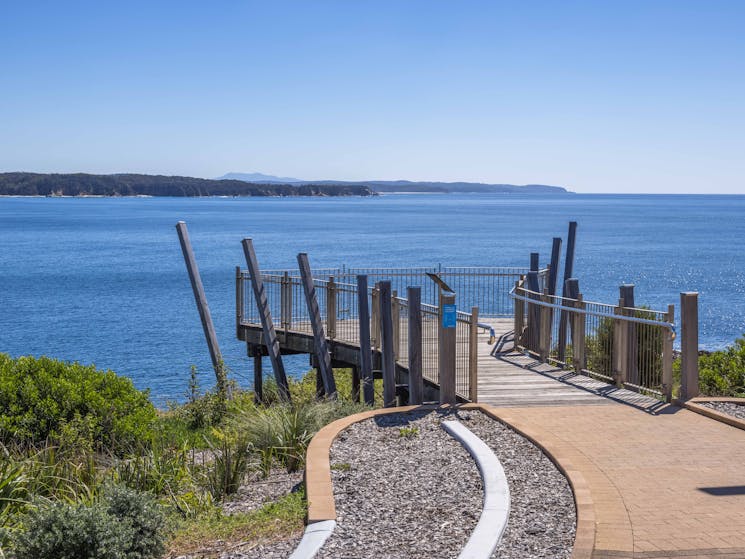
<box><xmin>2</xmin><ymin>194</ymin><xmax>744</xmax><ymax>404</ymax></box>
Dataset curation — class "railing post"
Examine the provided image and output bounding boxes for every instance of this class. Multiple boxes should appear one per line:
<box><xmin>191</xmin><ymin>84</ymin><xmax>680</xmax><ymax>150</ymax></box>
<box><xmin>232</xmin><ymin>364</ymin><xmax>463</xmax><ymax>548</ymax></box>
<box><xmin>680</xmin><ymin>292</ymin><xmax>700</xmax><ymax>400</ymax></box>
<box><xmin>620</xmin><ymin>284</ymin><xmax>638</xmax><ymax>386</ymax></box>
<box><xmin>357</xmin><ymin>275</ymin><xmax>375</xmax><ymax>406</ymax></box>
<box><xmin>235</xmin><ymin>266</ymin><xmax>243</xmax><ymax>338</ymax></box>
<box><xmin>539</xmin><ymin>292</ymin><xmax>551</xmax><ymax>361</ymax></box>
<box><xmin>662</xmin><ymin>303</ymin><xmax>675</xmax><ymax>403</ymax></box>
<box><xmin>469</xmin><ymin>306</ymin><xmax>479</xmax><ymax>402</ymax></box>
<box><xmin>379</xmin><ymin>281</ymin><xmax>396</xmax><ymax>407</ymax></box>
<box><xmin>439</xmin><ymin>291</ymin><xmax>457</xmax><ymax>405</ymax></box>
<box><xmin>392</xmin><ymin>290</ymin><xmax>400</xmax><ymax>361</ymax></box>
<box><xmin>513</xmin><ymin>279</ymin><xmax>523</xmax><ymax>349</ymax></box>
<box><xmin>572</xmin><ymin>293</ymin><xmax>586</xmax><ymax>372</ymax></box>
<box><xmin>327</xmin><ymin>276</ymin><xmax>337</xmax><ymax>339</ymax></box>
<box><xmin>526</xmin><ymin>271</ymin><xmax>541</xmax><ymax>354</ymax></box>
<box><xmin>281</xmin><ymin>271</ymin><xmax>292</xmax><ymax>330</ymax></box>
<box><xmin>558</xmin><ymin>221</ymin><xmax>578</xmax><ymax>361</ymax></box>
<box><xmin>613</xmin><ymin>298</ymin><xmax>629</xmax><ymax>388</ymax></box>
<box><xmin>371</xmin><ymin>284</ymin><xmax>380</xmax><ymax>350</ymax></box>
<box><xmin>407</xmin><ymin>286</ymin><xmax>423</xmax><ymax>405</ymax></box>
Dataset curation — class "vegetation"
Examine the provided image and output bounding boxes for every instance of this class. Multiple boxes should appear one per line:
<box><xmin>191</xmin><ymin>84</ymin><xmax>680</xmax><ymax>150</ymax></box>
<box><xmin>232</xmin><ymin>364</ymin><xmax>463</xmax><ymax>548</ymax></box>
<box><xmin>0</xmin><ymin>172</ymin><xmax>375</xmax><ymax>197</ymax></box>
<box><xmin>685</xmin><ymin>336</ymin><xmax>745</xmax><ymax>397</ymax></box>
<box><xmin>0</xmin><ymin>355</ymin><xmax>374</xmax><ymax>557</ymax></box>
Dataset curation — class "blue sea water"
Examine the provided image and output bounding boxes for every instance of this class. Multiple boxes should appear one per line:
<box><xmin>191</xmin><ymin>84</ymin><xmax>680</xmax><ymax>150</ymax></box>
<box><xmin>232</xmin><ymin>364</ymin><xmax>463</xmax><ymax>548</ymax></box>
<box><xmin>1</xmin><ymin>194</ymin><xmax>744</xmax><ymax>405</ymax></box>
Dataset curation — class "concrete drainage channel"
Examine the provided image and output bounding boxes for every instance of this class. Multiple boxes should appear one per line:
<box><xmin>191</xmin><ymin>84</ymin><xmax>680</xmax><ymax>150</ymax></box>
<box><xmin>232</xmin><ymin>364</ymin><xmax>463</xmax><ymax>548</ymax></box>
<box><xmin>289</xmin><ymin>419</ymin><xmax>510</xmax><ymax>559</ymax></box>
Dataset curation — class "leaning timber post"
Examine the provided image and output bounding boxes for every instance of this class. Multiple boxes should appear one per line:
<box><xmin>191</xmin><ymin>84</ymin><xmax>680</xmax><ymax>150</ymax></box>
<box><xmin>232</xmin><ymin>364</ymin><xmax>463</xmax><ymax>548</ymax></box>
<box><xmin>327</xmin><ymin>276</ymin><xmax>337</xmax><ymax>339</ymax></box>
<box><xmin>297</xmin><ymin>253</ymin><xmax>337</xmax><ymax>398</ymax></box>
<box><xmin>371</xmin><ymin>284</ymin><xmax>381</xmax><ymax>350</ymax></box>
<box><xmin>558</xmin><ymin>221</ymin><xmax>578</xmax><ymax>361</ymax></box>
<box><xmin>469</xmin><ymin>306</ymin><xmax>479</xmax><ymax>402</ymax></box>
<box><xmin>548</xmin><ymin>237</ymin><xmax>562</xmax><ymax>296</ymax></box>
<box><xmin>680</xmin><ymin>292</ymin><xmax>700</xmax><ymax>400</ymax></box>
<box><xmin>407</xmin><ymin>286</ymin><xmax>424</xmax><ymax>405</ymax></box>
<box><xmin>662</xmin><ymin>304</ymin><xmax>675</xmax><ymax>402</ymax></box>
<box><xmin>379</xmin><ymin>281</ymin><xmax>396</xmax><ymax>407</ymax></box>
<box><xmin>176</xmin><ymin>222</ymin><xmax>225</xmax><ymax>385</ymax></box>
<box><xmin>235</xmin><ymin>266</ymin><xmax>243</xmax><ymax>339</ymax></box>
<box><xmin>439</xmin><ymin>291</ymin><xmax>457</xmax><ymax>405</ymax></box>
<box><xmin>392</xmin><ymin>291</ymin><xmax>401</xmax><ymax>361</ymax></box>
<box><xmin>613</xmin><ymin>298</ymin><xmax>629</xmax><ymax>388</ymax></box>
<box><xmin>280</xmin><ymin>271</ymin><xmax>292</xmax><ymax>331</ymax></box>
<box><xmin>539</xmin><ymin>292</ymin><xmax>552</xmax><ymax>362</ymax></box>
<box><xmin>242</xmin><ymin>239</ymin><xmax>292</xmax><ymax>402</ymax></box>
<box><xmin>357</xmin><ymin>275</ymin><xmax>375</xmax><ymax>406</ymax></box>
<box><xmin>620</xmin><ymin>284</ymin><xmax>639</xmax><ymax>386</ymax></box>
<box><xmin>526</xmin><ymin>271</ymin><xmax>541</xmax><ymax>354</ymax></box>
<box><xmin>530</xmin><ymin>252</ymin><xmax>540</xmax><ymax>273</ymax></box>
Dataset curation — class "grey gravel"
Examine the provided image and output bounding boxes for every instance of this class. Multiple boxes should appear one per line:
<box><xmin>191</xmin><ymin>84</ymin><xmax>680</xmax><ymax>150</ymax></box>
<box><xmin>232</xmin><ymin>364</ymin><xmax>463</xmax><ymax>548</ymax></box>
<box><xmin>700</xmin><ymin>401</ymin><xmax>745</xmax><ymax>421</ymax></box>
<box><xmin>316</xmin><ymin>409</ymin><xmax>575</xmax><ymax>559</ymax></box>
<box><xmin>221</xmin><ymin>469</ymin><xmax>303</xmax><ymax>515</ymax></box>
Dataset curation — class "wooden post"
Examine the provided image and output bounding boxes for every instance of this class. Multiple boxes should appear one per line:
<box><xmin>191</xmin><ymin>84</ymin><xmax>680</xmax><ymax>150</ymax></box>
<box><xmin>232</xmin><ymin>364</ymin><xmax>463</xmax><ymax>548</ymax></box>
<box><xmin>613</xmin><ymin>298</ymin><xmax>628</xmax><ymax>388</ymax></box>
<box><xmin>252</xmin><ymin>350</ymin><xmax>263</xmax><ymax>404</ymax></box>
<box><xmin>526</xmin><ymin>271</ymin><xmax>541</xmax><ymax>354</ymax></box>
<box><xmin>572</xmin><ymin>293</ymin><xmax>586</xmax><ymax>373</ymax></box>
<box><xmin>351</xmin><ymin>365</ymin><xmax>360</xmax><ymax>403</ymax></box>
<box><xmin>392</xmin><ymin>291</ymin><xmax>400</xmax><ymax>361</ymax></box>
<box><xmin>680</xmin><ymin>292</ymin><xmax>700</xmax><ymax>400</ymax></box>
<box><xmin>662</xmin><ymin>304</ymin><xmax>675</xmax><ymax>403</ymax></box>
<box><xmin>327</xmin><ymin>276</ymin><xmax>337</xmax><ymax>339</ymax></box>
<box><xmin>439</xmin><ymin>291</ymin><xmax>457</xmax><ymax>405</ymax></box>
<box><xmin>281</xmin><ymin>271</ymin><xmax>292</xmax><ymax>330</ymax></box>
<box><xmin>407</xmin><ymin>287</ymin><xmax>423</xmax><ymax>405</ymax></box>
<box><xmin>176</xmin><ymin>222</ymin><xmax>223</xmax><ymax>376</ymax></box>
<box><xmin>357</xmin><ymin>275</ymin><xmax>375</xmax><ymax>406</ymax></box>
<box><xmin>371</xmin><ymin>284</ymin><xmax>381</xmax><ymax>350</ymax></box>
<box><xmin>565</xmin><ymin>279</ymin><xmax>582</xmax><ymax>368</ymax></box>
<box><xmin>530</xmin><ymin>252</ymin><xmax>540</xmax><ymax>273</ymax></box>
<box><xmin>297</xmin><ymin>253</ymin><xmax>337</xmax><ymax>398</ymax></box>
<box><xmin>620</xmin><ymin>284</ymin><xmax>638</xmax><ymax>386</ymax></box>
<box><xmin>558</xmin><ymin>221</ymin><xmax>578</xmax><ymax>361</ymax></box>
<box><xmin>469</xmin><ymin>306</ymin><xmax>479</xmax><ymax>402</ymax></box>
<box><xmin>242</xmin><ymin>238</ymin><xmax>292</xmax><ymax>402</ymax></box>
<box><xmin>548</xmin><ymin>237</ymin><xmax>562</xmax><ymax>296</ymax></box>
<box><xmin>235</xmin><ymin>266</ymin><xmax>243</xmax><ymax>339</ymax></box>
<box><xmin>539</xmin><ymin>293</ymin><xmax>551</xmax><ymax>361</ymax></box>
<box><xmin>379</xmin><ymin>281</ymin><xmax>396</xmax><ymax>407</ymax></box>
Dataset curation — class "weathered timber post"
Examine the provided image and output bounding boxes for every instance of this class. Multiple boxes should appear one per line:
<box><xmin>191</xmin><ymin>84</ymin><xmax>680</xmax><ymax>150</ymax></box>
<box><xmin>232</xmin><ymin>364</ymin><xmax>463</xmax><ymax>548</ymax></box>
<box><xmin>235</xmin><ymin>266</ymin><xmax>243</xmax><ymax>339</ymax></box>
<box><xmin>407</xmin><ymin>287</ymin><xmax>424</xmax><ymax>405</ymax></box>
<box><xmin>565</xmin><ymin>279</ymin><xmax>584</xmax><ymax>370</ymax></box>
<box><xmin>613</xmin><ymin>298</ymin><xmax>629</xmax><ymax>388</ymax></box>
<box><xmin>242</xmin><ymin>239</ymin><xmax>291</xmax><ymax>402</ymax></box>
<box><xmin>379</xmin><ymin>281</ymin><xmax>396</xmax><ymax>407</ymax></box>
<box><xmin>557</xmin><ymin>221</ymin><xmax>578</xmax><ymax>361</ymax></box>
<box><xmin>392</xmin><ymin>291</ymin><xmax>400</xmax><ymax>361</ymax></box>
<box><xmin>351</xmin><ymin>365</ymin><xmax>360</xmax><ymax>403</ymax></box>
<box><xmin>469</xmin><ymin>306</ymin><xmax>479</xmax><ymax>402</ymax></box>
<box><xmin>297</xmin><ymin>253</ymin><xmax>337</xmax><ymax>398</ymax></box>
<box><xmin>357</xmin><ymin>275</ymin><xmax>375</xmax><ymax>406</ymax></box>
<box><xmin>249</xmin><ymin>345</ymin><xmax>263</xmax><ymax>404</ymax></box>
<box><xmin>281</xmin><ymin>271</ymin><xmax>292</xmax><ymax>331</ymax></box>
<box><xmin>439</xmin><ymin>291</ymin><xmax>457</xmax><ymax>405</ymax></box>
<box><xmin>530</xmin><ymin>252</ymin><xmax>540</xmax><ymax>274</ymax></box>
<box><xmin>620</xmin><ymin>284</ymin><xmax>639</xmax><ymax>386</ymax></box>
<box><xmin>680</xmin><ymin>292</ymin><xmax>700</xmax><ymax>400</ymax></box>
<box><xmin>548</xmin><ymin>237</ymin><xmax>562</xmax><ymax>296</ymax></box>
<box><xmin>513</xmin><ymin>280</ymin><xmax>523</xmax><ymax>349</ymax></box>
<box><xmin>662</xmin><ymin>304</ymin><xmax>675</xmax><ymax>402</ymax></box>
<box><xmin>327</xmin><ymin>276</ymin><xmax>337</xmax><ymax>339</ymax></box>
<box><xmin>539</xmin><ymin>292</ymin><xmax>552</xmax><ymax>362</ymax></box>
<box><xmin>176</xmin><ymin>222</ymin><xmax>224</xmax><ymax>382</ymax></box>
<box><xmin>371</xmin><ymin>284</ymin><xmax>381</xmax><ymax>350</ymax></box>
<box><xmin>526</xmin><ymin>271</ymin><xmax>541</xmax><ymax>354</ymax></box>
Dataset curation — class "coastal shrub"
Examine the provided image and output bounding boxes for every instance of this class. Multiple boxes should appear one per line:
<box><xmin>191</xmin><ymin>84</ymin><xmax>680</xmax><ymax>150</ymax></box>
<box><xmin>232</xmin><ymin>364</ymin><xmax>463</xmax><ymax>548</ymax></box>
<box><xmin>697</xmin><ymin>336</ymin><xmax>745</xmax><ymax>396</ymax></box>
<box><xmin>200</xmin><ymin>429</ymin><xmax>251</xmax><ymax>500</ymax></box>
<box><xmin>0</xmin><ymin>354</ymin><xmax>156</xmax><ymax>455</ymax></box>
<box><xmin>12</xmin><ymin>485</ymin><xmax>166</xmax><ymax>559</ymax></box>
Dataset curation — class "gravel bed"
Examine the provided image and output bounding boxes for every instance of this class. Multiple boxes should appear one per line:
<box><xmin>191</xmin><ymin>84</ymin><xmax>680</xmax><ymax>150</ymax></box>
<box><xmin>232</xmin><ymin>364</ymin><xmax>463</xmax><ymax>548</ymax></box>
<box><xmin>317</xmin><ymin>409</ymin><xmax>482</xmax><ymax>558</ymax></box>
<box><xmin>316</xmin><ymin>408</ymin><xmax>575</xmax><ymax>559</ymax></box>
<box><xmin>221</xmin><ymin>469</ymin><xmax>303</xmax><ymax>515</ymax></box>
<box><xmin>700</xmin><ymin>401</ymin><xmax>745</xmax><ymax>421</ymax></box>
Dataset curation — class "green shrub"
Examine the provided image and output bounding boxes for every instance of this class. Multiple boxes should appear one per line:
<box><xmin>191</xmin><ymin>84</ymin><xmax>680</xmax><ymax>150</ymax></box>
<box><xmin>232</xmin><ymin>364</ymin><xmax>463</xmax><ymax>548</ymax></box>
<box><xmin>200</xmin><ymin>429</ymin><xmax>251</xmax><ymax>501</ymax></box>
<box><xmin>0</xmin><ymin>354</ymin><xmax>156</xmax><ymax>455</ymax></box>
<box><xmin>697</xmin><ymin>336</ymin><xmax>745</xmax><ymax>397</ymax></box>
<box><xmin>12</xmin><ymin>485</ymin><xmax>166</xmax><ymax>559</ymax></box>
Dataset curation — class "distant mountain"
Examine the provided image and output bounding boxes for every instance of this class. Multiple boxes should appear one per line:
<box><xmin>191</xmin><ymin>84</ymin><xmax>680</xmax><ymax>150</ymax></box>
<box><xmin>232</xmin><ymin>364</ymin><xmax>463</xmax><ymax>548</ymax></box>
<box><xmin>220</xmin><ymin>172</ymin><xmax>570</xmax><ymax>194</ymax></box>
<box><xmin>0</xmin><ymin>173</ymin><xmax>375</xmax><ymax>197</ymax></box>
<box><xmin>218</xmin><ymin>172</ymin><xmax>303</xmax><ymax>183</ymax></box>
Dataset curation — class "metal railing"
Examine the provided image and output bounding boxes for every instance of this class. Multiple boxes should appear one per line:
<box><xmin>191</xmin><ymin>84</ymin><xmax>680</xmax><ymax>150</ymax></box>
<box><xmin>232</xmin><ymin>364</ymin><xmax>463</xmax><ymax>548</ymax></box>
<box><xmin>237</xmin><ymin>267</ymin><xmax>489</xmax><ymax>400</ymax></box>
<box><xmin>511</xmin><ymin>278</ymin><xmax>676</xmax><ymax>401</ymax></box>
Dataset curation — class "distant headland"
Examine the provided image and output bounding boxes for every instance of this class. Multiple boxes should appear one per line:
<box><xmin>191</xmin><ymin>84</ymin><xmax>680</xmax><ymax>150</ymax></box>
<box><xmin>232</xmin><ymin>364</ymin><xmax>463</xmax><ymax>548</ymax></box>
<box><xmin>0</xmin><ymin>172</ymin><xmax>570</xmax><ymax>197</ymax></box>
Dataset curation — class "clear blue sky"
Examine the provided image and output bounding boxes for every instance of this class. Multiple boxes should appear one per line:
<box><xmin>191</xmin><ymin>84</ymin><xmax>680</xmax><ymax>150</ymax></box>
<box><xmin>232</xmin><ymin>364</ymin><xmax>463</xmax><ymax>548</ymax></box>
<box><xmin>1</xmin><ymin>1</ymin><xmax>743</xmax><ymax>193</ymax></box>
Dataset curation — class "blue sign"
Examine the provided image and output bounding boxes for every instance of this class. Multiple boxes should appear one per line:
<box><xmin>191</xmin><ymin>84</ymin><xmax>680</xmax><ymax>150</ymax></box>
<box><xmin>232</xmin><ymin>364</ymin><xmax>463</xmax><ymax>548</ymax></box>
<box><xmin>442</xmin><ymin>304</ymin><xmax>457</xmax><ymax>328</ymax></box>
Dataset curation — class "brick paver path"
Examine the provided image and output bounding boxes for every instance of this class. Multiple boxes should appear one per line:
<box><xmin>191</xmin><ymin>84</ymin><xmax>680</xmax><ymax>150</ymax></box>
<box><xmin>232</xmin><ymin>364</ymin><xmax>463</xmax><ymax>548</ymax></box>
<box><xmin>488</xmin><ymin>403</ymin><xmax>745</xmax><ymax>558</ymax></box>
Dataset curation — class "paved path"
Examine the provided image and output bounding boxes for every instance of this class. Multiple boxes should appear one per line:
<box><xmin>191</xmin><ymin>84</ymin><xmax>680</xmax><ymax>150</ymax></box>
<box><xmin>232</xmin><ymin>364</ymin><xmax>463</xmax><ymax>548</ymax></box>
<box><xmin>476</xmin><ymin>331</ymin><xmax>745</xmax><ymax>558</ymax></box>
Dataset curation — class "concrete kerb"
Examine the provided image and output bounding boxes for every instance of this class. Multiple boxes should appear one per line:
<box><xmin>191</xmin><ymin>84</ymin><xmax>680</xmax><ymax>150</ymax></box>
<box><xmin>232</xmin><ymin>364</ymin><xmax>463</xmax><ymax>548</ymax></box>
<box><xmin>682</xmin><ymin>397</ymin><xmax>745</xmax><ymax>432</ymax></box>
<box><xmin>303</xmin><ymin>403</ymin><xmax>597</xmax><ymax>559</ymax></box>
